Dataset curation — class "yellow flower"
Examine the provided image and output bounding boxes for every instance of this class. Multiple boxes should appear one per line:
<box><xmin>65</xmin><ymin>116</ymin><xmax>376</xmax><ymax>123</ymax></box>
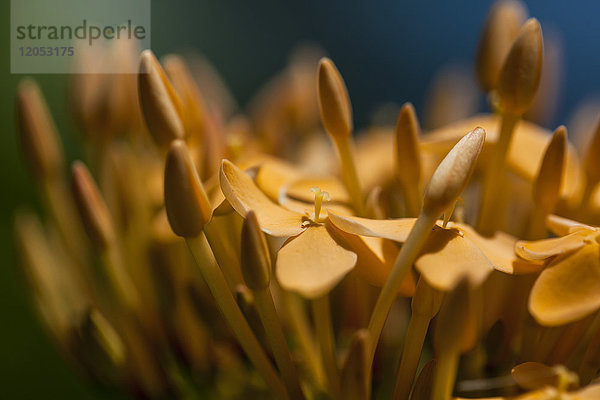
<box><xmin>516</xmin><ymin>214</ymin><xmax>600</xmax><ymax>326</ymax></box>
<box><xmin>349</xmin><ymin>114</ymin><xmax>582</xmax><ymax>207</ymax></box>
<box><xmin>220</xmin><ymin>158</ymin><xmax>359</xmax><ymax>299</ymax></box>
<box><xmin>220</xmin><ymin>158</ymin><xmax>417</xmax><ymax>298</ymax></box>
<box><xmin>326</xmin><ymin>211</ymin><xmax>540</xmax><ymax>292</ymax></box>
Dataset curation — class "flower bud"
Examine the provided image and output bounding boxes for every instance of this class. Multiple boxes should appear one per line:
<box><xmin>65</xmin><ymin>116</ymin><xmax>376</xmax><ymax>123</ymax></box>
<box><xmin>164</xmin><ymin>140</ymin><xmax>212</xmax><ymax>237</ymax></box>
<box><xmin>138</xmin><ymin>50</ymin><xmax>185</xmax><ymax>146</ymax></box>
<box><xmin>71</xmin><ymin>161</ymin><xmax>115</xmax><ymax>249</ymax></box>
<box><xmin>16</xmin><ymin>79</ymin><xmax>64</xmax><ymax>180</ymax></box>
<box><xmin>533</xmin><ymin>126</ymin><xmax>566</xmax><ymax>212</ymax></box>
<box><xmin>497</xmin><ymin>18</ymin><xmax>543</xmax><ymax>115</ymax></box>
<box><xmin>475</xmin><ymin>0</ymin><xmax>527</xmax><ymax>91</ymax></box>
<box><xmin>423</xmin><ymin>127</ymin><xmax>485</xmax><ymax>217</ymax></box>
<box><xmin>394</xmin><ymin>102</ymin><xmax>421</xmax><ymax>188</ymax></box>
<box><xmin>584</xmin><ymin>118</ymin><xmax>600</xmax><ymax>188</ymax></box>
<box><xmin>317</xmin><ymin>57</ymin><xmax>353</xmax><ymax>141</ymax></box>
<box><xmin>240</xmin><ymin>211</ymin><xmax>272</xmax><ymax>291</ymax></box>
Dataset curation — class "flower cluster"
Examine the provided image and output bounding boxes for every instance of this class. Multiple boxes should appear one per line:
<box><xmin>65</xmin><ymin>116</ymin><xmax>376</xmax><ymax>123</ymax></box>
<box><xmin>14</xmin><ymin>1</ymin><xmax>600</xmax><ymax>399</ymax></box>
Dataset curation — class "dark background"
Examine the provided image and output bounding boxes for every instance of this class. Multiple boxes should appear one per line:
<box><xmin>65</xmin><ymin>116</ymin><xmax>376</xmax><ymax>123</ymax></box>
<box><xmin>1</xmin><ymin>0</ymin><xmax>599</xmax><ymax>398</ymax></box>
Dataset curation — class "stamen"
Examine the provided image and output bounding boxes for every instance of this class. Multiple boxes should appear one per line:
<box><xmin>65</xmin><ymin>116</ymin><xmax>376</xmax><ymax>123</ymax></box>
<box><xmin>310</xmin><ymin>187</ymin><xmax>330</xmax><ymax>221</ymax></box>
<box><xmin>554</xmin><ymin>365</ymin><xmax>579</xmax><ymax>393</ymax></box>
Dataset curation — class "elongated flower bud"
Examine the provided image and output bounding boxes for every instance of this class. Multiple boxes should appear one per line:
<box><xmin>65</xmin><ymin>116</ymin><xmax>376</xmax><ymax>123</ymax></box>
<box><xmin>163</xmin><ymin>54</ymin><xmax>207</xmax><ymax>135</ymax></box>
<box><xmin>497</xmin><ymin>18</ymin><xmax>543</xmax><ymax>115</ymax></box>
<box><xmin>77</xmin><ymin>309</ymin><xmax>126</xmax><ymax>369</ymax></box>
<box><xmin>475</xmin><ymin>0</ymin><xmax>527</xmax><ymax>91</ymax></box>
<box><xmin>317</xmin><ymin>57</ymin><xmax>353</xmax><ymax>141</ymax></box>
<box><xmin>71</xmin><ymin>41</ymin><xmax>139</xmax><ymax>138</ymax></box>
<box><xmin>138</xmin><ymin>50</ymin><xmax>185</xmax><ymax>146</ymax></box>
<box><xmin>584</xmin><ymin>118</ymin><xmax>600</xmax><ymax>188</ymax></box>
<box><xmin>533</xmin><ymin>126</ymin><xmax>566</xmax><ymax>212</ymax></box>
<box><xmin>394</xmin><ymin>102</ymin><xmax>421</xmax><ymax>187</ymax></box>
<box><xmin>14</xmin><ymin>210</ymin><xmax>72</xmax><ymax>334</ymax></box>
<box><xmin>16</xmin><ymin>79</ymin><xmax>64</xmax><ymax>180</ymax></box>
<box><xmin>423</xmin><ymin>127</ymin><xmax>485</xmax><ymax>216</ymax></box>
<box><xmin>240</xmin><ymin>211</ymin><xmax>271</xmax><ymax>291</ymax></box>
<box><xmin>72</xmin><ymin>161</ymin><xmax>115</xmax><ymax>249</ymax></box>
<box><xmin>164</xmin><ymin>140</ymin><xmax>212</xmax><ymax>237</ymax></box>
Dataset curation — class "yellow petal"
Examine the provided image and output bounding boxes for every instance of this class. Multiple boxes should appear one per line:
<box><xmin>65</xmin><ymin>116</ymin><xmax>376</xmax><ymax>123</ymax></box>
<box><xmin>353</xmin><ymin>129</ymin><xmax>394</xmax><ymax>190</ymax></box>
<box><xmin>422</xmin><ymin>114</ymin><xmax>582</xmax><ymax>200</ymax></box>
<box><xmin>546</xmin><ymin>214</ymin><xmax>596</xmax><ymax>237</ymax></box>
<box><xmin>327</xmin><ymin>211</ymin><xmax>416</xmax><ymax>242</ymax></box>
<box><xmin>220</xmin><ymin>160</ymin><xmax>305</xmax><ymax>237</ymax></box>
<box><xmin>516</xmin><ymin>230</ymin><xmax>590</xmax><ymax>261</ymax></box>
<box><xmin>255</xmin><ymin>158</ymin><xmax>302</xmax><ymax>202</ymax></box>
<box><xmin>416</xmin><ymin>226</ymin><xmax>494</xmax><ymax>290</ymax></box>
<box><xmin>284</xmin><ymin>176</ymin><xmax>349</xmax><ymax>204</ymax></box>
<box><xmin>202</xmin><ymin>173</ymin><xmax>232</xmax><ymax>215</ymax></box>
<box><xmin>276</xmin><ymin>224</ymin><xmax>357</xmax><ymax>299</ymax></box>
<box><xmin>567</xmin><ymin>384</ymin><xmax>600</xmax><ymax>400</ymax></box>
<box><xmin>454</xmin><ymin>222</ymin><xmax>544</xmax><ymax>274</ymax></box>
<box><xmin>530</xmin><ymin>242</ymin><xmax>600</xmax><ymax>326</ymax></box>
<box><xmin>333</xmin><ymin>227</ymin><xmax>415</xmax><ymax>296</ymax></box>
<box><xmin>513</xmin><ymin>388</ymin><xmax>560</xmax><ymax>400</ymax></box>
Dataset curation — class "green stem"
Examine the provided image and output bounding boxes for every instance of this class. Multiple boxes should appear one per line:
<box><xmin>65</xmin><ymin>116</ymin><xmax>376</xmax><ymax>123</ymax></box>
<box><xmin>431</xmin><ymin>348</ymin><xmax>459</xmax><ymax>400</ymax></box>
<box><xmin>254</xmin><ymin>286</ymin><xmax>305</xmax><ymax>399</ymax></box>
<box><xmin>186</xmin><ymin>233</ymin><xmax>289</xmax><ymax>399</ymax></box>
<box><xmin>312</xmin><ymin>295</ymin><xmax>341</xmax><ymax>399</ymax></box>
<box><xmin>400</xmin><ymin>180</ymin><xmax>422</xmax><ymax>218</ymax></box>
<box><xmin>367</xmin><ymin>212</ymin><xmax>437</xmax><ymax>360</ymax></box>
<box><xmin>477</xmin><ymin>112</ymin><xmax>519</xmax><ymax>235</ymax></box>
<box><xmin>392</xmin><ymin>313</ymin><xmax>431</xmax><ymax>400</ymax></box>
<box><xmin>204</xmin><ymin>219</ymin><xmax>243</xmax><ymax>289</ymax></box>
<box><xmin>336</xmin><ymin>137</ymin><xmax>365</xmax><ymax>216</ymax></box>
<box><xmin>281</xmin><ymin>292</ymin><xmax>324</xmax><ymax>387</ymax></box>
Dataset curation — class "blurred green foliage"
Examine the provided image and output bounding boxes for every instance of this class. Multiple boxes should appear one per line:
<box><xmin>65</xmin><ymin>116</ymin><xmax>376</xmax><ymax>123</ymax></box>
<box><xmin>0</xmin><ymin>0</ymin><xmax>104</xmax><ymax>397</ymax></box>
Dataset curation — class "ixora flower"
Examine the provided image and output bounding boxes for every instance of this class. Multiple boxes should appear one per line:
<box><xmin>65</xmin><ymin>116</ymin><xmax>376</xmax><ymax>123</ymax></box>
<box><xmin>516</xmin><ymin>215</ymin><xmax>600</xmax><ymax>326</ymax></box>
<box><xmin>327</xmin><ymin>211</ymin><xmax>542</xmax><ymax>292</ymax></box>
<box><xmin>219</xmin><ymin>157</ymin><xmax>359</xmax><ymax>299</ymax></box>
